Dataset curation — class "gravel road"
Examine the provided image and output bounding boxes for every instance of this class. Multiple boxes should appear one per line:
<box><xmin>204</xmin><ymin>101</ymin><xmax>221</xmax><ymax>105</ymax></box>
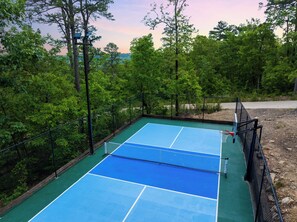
<box><xmin>221</xmin><ymin>100</ymin><xmax>297</xmax><ymax>109</ymax></box>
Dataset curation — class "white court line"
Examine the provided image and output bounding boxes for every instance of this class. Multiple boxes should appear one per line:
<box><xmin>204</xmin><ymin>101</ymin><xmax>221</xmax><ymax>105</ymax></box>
<box><xmin>169</xmin><ymin>127</ymin><xmax>184</xmax><ymax>148</ymax></box>
<box><xmin>122</xmin><ymin>186</ymin><xmax>147</xmax><ymax>222</ymax></box>
<box><xmin>88</xmin><ymin>173</ymin><xmax>217</xmax><ymax>201</ymax></box>
<box><xmin>29</xmin><ymin>123</ymin><xmax>151</xmax><ymax>221</ymax></box>
<box><xmin>29</xmin><ymin>174</ymin><xmax>88</xmax><ymax>221</ymax></box>
<box><xmin>146</xmin><ymin>122</ymin><xmax>221</xmax><ymax>133</ymax></box>
<box><xmin>125</xmin><ymin>122</ymin><xmax>152</xmax><ymax>143</ymax></box>
<box><xmin>215</xmin><ymin>132</ymin><xmax>224</xmax><ymax>222</ymax></box>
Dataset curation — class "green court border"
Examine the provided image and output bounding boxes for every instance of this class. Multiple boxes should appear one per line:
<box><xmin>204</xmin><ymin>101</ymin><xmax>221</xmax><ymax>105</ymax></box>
<box><xmin>1</xmin><ymin>117</ymin><xmax>253</xmax><ymax>222</ymax></box>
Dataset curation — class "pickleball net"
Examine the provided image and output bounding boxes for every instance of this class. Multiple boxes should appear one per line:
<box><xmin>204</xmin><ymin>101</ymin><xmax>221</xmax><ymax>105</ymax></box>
<box><xmin>104</xmin><ymin>142</ymin><xmax>229</xmax><ymax>177</ymax></box>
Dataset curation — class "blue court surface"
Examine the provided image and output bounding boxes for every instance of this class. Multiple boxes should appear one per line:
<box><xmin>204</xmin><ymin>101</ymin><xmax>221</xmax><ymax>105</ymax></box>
<box><xmin>29</xmin><ymin>123</ymin><xmax>223</xmax><ymax>222</ymax></box>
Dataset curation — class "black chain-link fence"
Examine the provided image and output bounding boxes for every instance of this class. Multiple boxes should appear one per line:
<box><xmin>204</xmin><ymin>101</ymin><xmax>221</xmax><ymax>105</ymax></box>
<box><xmin>235</xmin><ymin>98</ymin><xmax>283</xmax><ymax>222</ymax></box>
<box><xmin>140</xmin><ymin>93</ymin><xmax>233</xmax><ymax>119</ymax></box>
<box><xmin>0</xmin><ymin>96</ymin><xmax>142</xmax><ymax>209</ymax></box>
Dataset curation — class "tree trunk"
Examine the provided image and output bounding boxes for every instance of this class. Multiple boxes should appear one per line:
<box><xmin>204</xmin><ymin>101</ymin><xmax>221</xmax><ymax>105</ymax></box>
<box><xmin>174</xmin><ymin>1</ymin><xmax>179</xmax><ymax>116</ymax></box>
<box><xmin>294</xmin><ymin>78</ymin><xmax>297</xmax><ymax>93</ymax></box>
<box><xmin>71</xmin><ymin>32</ymin><xmax>80</xmax><ymax>92</ymax></box>
<box><xmin>69</xmin><ymin>0</ymin><xmax>80</xmax><ymax>92</ymax></box>
<box><xmin>61</xmin><ymin>8</ymin><xmax>74</xmax><ymax>78</ymax></box>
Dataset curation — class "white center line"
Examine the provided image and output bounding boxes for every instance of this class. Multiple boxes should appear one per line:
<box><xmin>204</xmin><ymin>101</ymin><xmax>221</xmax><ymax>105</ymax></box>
<box><xmin>122</xmin><ymin>186</ymin><xmax>147</xmax><ymax>222</ymax></box>
<box><xmin>169</xmin><ymin>127</ymin><xmax>184</xmax><ymax>148</ymax></box>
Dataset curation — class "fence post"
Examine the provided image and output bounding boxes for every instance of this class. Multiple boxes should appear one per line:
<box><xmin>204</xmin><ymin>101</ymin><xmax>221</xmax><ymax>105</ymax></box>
<box><xmin>111</xmin><ymin>105</ymin><xmax>116</xmax><ymax>135</ymax></box>
<box><xmin>244</xmin><ymin>119</ymin><xmax>258</xmax><ymax>181</ymax></box>
<box><xmin>235</xmin><ymin>97</ymin><xmax>239</xmax><ymax>114</ymax></box>
<box><xmin>141</xmin><ymin>92</ymin><xmax>144</xmax><ymax>115</ymax></box>
<box><xmin>243</xmin><ymin>115</ymin><xmax>249</xmax><ymax>150</ymax></box>
<box><xmin>129</xmin><ymin>98</ymin><xmax>132</xmax><ymax>124</ymax></box>
<box><xmin>170</xmin><ymin>94</ymin><xmax>173</xmax><ymax>119</ymax></box>
<box><xmin>202</xmin><ymin>97</ymin><xmax>206</xmax><ymax>120</ymax></box>
<box><xmin>49</xmin><ymin>129</ymin><xmax>58</xmax><ymax>178</ymax></box>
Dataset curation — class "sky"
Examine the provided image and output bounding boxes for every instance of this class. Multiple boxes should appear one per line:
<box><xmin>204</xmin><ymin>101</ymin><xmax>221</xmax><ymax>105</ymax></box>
<box><xmin>34</xmin><ymin>0</ymin><xmax>268</xmax><ymax>53</ymax></box>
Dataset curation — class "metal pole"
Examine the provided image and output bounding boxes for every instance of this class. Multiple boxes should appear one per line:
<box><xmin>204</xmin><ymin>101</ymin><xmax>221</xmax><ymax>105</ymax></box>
<box><xmin>83</xmin><ymin>36</ymin><xmax>94</xmax><ymax>155</ymax></box>
<box><xmin>202</xmin><ymin>97</ymin><xmax>206</xmax><ymax>120</ymax></box>
<box><xmin>49</xmin><ymin>129</ymin><xmax>58</xmax><ymax>178</ymax></box>
<box><xmin>129</xmin><ymin>98</ymin><xmax>132</xmax><ymax>124</ymax></box>
<box><xmin>235</xmin><ymin>97</ymin><xmax>239</xmax><ymax>114</ymax></box>
<box><xmin>112</xmin><ymin>105</ymin><xmax>116</xmax><ymax>134</ymax></box>
<box><xmin>141</xmin><ymin>92</ymin><xmax>144</xmax><ymax>115</ymax></box>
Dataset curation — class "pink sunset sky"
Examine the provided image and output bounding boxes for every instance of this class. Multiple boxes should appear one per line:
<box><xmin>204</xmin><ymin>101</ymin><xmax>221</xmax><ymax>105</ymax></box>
<box><xmin>34</xmin><ymin>0</ymin><xmax>268</xmax><ymax>53</ymax></box>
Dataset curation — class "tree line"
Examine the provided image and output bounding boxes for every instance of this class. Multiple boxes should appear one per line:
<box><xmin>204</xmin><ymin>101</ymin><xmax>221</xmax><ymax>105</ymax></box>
<box><xmin>0</xmin><ymin>0</ymin><xmax>297</xmax><ymax>205</ymax></box>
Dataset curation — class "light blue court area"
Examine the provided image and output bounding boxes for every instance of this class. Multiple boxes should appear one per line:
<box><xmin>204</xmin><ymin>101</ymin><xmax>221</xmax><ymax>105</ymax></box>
<box><xmin>29</xmin><ymin>174</ymin><xmax>144</xmax><ymax>222</ymax></box>
<box><xmin>29</xmin><ymin>122</ymin><xmax>223</xmax><ymax>222</ymax></box>
<box><xmin>127</xmin><ymin>123</ymin><xmax>222</xmax><ymax>156</ymax></box>
<box><xmin>127</xmin><ymin>123</ymin><xmax>182</xmax><ymax>148</ymax></box>
<box><xmin>171</xmin><ymin>127</ymin><xmax>222</xmax><ymax>156</ymax></box>
<box><xmin>125</xmin><ymin>187</ymin><xmax>217</xmax><ymax>222</ymax></box>
<box><xmin>30</xmin><ymin>173</ymin><xmax>217</xmax><ymax>222</ymax></box>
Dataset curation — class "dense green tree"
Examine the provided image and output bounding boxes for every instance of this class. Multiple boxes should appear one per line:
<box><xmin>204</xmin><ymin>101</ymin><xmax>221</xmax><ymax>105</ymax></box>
<box><xmin>0</xmin><ymin>26</ymin><xmax>80</xmax><ymax>146</ymax></box>
<box><xmin>209</xmin><ymin>21</ymin><xmax>239</xmax><ymax>41</ymax></box>
<box><xmin>144</xmin><ymin>0</ymin><xmax>195</xmax><ymax>115</ymax></box>
<box><xmin>129</xmin><ymin>34</ymin><xmax>163</xmax><ymax>114</ymax></box>
<box><xmin>262</xmin><ymin>59</ymin><xmax>295</xmax><ymax>94</ymax></box>
<box><xmin>191</xmin><ymin>36</ymin><xmax>229</xmax><ymax>96</ymax></box>
<box><xmin>26</xmin><ymin>0</ymin><xmax>114</xmax><ymax>92</ymax></box>
<box><xmin>260</xmin><ymin>0</ymin><xmax>297</xmax><ymax>32</ymax></box>
<box><xmin>237</xmin><ymin>20</ymin><xmax>277</xmax><ymax>90</ymax></box>
<box><xmin>103</xmin><ymin>42</ymin><xmax>121</xmax><ymax>78</ymax></box>
<box><xmin>0</xmin><ymin>0</ymin><xmax>25</xmax><ymax>28</ymax></box>
<box><xmin>260</xmin><ymin>0</ymin><xmax>297</xmax><ymax>92</ymax></box>
<box><xmin>26</xmin><ymin>0</ymin><xmax>81</xmax><ymax>91</ymax></box>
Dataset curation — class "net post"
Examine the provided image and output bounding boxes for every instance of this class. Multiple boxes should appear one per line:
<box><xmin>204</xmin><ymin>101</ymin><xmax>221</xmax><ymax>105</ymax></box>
<box><xmin>49</xmin><ymin>128</ymin><xmax>58</xmax><ymax>178</ymax></box>
<box><xmin>233</xmin><ymin>113</ymin><xmax>238</xmax><ymax>143</ymax></box>
<box><xmin>223</xmin><ymin>158</ymin><xmax>229</xmax><ymax>178</ymax></box>
<box><xmin>202</xmin><ymin>97</ymin><xmax>206</xmax><ymax>120</ymax></box>
<box><xmin>104</xmin><ymin>142</ymin><xmax>107</xmax><ymax>154</ymax></box>
<box><xmin>129</xmin><ymin>98</ymin><xmax>132</xmax><ymax>124</ymax></box>
<box><xmin>244</xmin><ymin>119</ymin><xmax>258</xmax><ymax>181</ymax></box>
<box><xmin>141</xmin><ymin>92</ymin><xmax>145</xmax><ymax>115</ymax></box>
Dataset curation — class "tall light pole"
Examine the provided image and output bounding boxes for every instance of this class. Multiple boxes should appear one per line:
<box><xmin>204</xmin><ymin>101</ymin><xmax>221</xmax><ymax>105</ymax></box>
<box><xmin>74</xmin><ymin>32</ymin><xmax>94</xmax><ymax>155</ymax></box>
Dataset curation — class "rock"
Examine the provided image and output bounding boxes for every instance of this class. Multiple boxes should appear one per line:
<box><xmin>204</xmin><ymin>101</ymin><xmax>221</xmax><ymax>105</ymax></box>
<box><xmin>279</xmin><ymin>161</ymin><xmax>285</xmax><ymax>165</ymax></box>
<box><xmin>281</xmin><ymin>197</ymin><xmax>293</xmax><ymax>205</ymax></box>
<box><xmin>286</xmin><ymin>148</ymin><xmax>292</xmax><ymax>151</ymax></box>
<box><xmin>269</xmin><ymin>140</ymin><xmax>275</xmax><ymax>143</ymax></box>
<box><xmin>270</xmin><ymin>173</ymin><xmax>276</xmax><ymax>183</ymax></box>
<box><xmin>268</xmin><ymin>195</ymin><xmax>274</xmax><ymax>202</ymax></box>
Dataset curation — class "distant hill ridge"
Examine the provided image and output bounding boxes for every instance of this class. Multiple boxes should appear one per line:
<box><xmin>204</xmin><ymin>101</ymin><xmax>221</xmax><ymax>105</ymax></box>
<box><xmin>57</xmin><ymin>53</ymin><xmax>131</xmax><ymax>61</ymax></box>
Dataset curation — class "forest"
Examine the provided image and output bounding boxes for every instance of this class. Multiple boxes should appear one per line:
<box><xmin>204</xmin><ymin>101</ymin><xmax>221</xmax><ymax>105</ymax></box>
<box><xmin>0</xmin><ymin>0</ymin><xmax>297</xmax><ymax>207</ymax></box>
